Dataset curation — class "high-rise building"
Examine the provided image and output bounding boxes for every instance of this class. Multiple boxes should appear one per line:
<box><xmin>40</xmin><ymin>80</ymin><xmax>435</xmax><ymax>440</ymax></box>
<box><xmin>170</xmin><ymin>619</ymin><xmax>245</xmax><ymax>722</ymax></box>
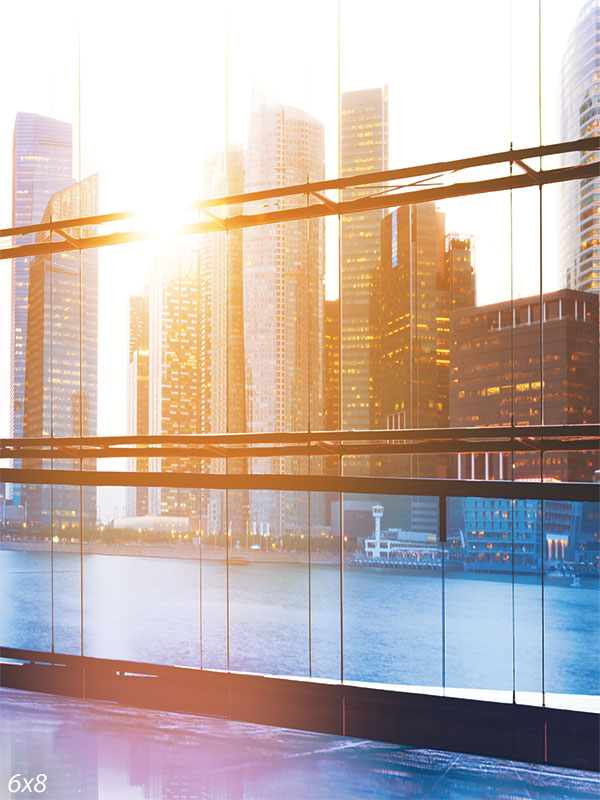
<box><xmin>126</xmin><ymin>289</ymin><xmax>150</xmax><ymax>517</ymax></box>
<box><xmin>449</xmin><ymin>289</ymin><xmax>599</xmax><ymax>482</ymax></box>
<box><xmin>10</xmin><ymin>112</ymin><xmax>73</xmax><ymax>504</ymax></box>
<box><xmin>322</xmin><ymin>298</ymin><xmax>341</xmax><ymax>526</ymax></box>
<box><xmin>148</xmin><ymin>245</ymin><xmax>202</xmax><ymax>518</ymax></box>
<box><xmin>340</xmin><ymin>87</ymin><xmax>388</xmax><ymax>434</ymax></box>
<box><xmin>375</xmin><ymin>207</ymin><xmax>475</xmax><ymax>434</ymax></box>
<box><xmin>374</xmin><ymin>204</ymin><xmax>475</xmax><ymax>532</ymax></box>
<box><xmin>201</xmin><ymin>146</ymin><xmax>246</xmax><ymax>439</ymax></box>
<box><xmin>243</xmin><ymin>88</ymin><xmax>325</xmax><ymax>537</ymax></box>
<box><xmin>376</xmin><ymin>203</ymin><xmax>447</xmax><ymax>435</ymax></box>
<box><xmin>559</xmin><ymin>0</ymin><xmax>600</xmax><ymax>294</ymax></box>
<box><xmin>22</xmin><ymin>174</ymin><xmax>99</xmax><ymax>531</ymax></box>
<box><xmin>200</xmin><ymin>146</ymin><xmax>248</xmax><ymax>540</ymax></box>
<box><xmin>323</xmin><ymin>298</ymin><xmax>340</xmax><ymax>432</ymax></box>
<box><xmin>435</xmin><ymin>233</ymin><xmax>477</xmax><ymax>427</ymax></box>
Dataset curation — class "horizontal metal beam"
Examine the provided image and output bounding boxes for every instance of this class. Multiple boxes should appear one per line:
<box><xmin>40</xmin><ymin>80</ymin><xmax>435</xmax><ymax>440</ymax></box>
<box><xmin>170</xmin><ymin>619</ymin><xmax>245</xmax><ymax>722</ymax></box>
<box><xmin>2</xmin><ymin>424</ymin><xmax>597</xmax><ymax>449</ymax></box>
<box><xmin>0</xmin><ymin>137</ymin><xmax>596</xmax><ymax>241</ymax></box>
<box><xmin>2</xmin><ymin>438</ymin><xmax>597</xmax><ymax>462</ymax></box>
<box><xmin>0</xmin><ymin>139</ymin><xmax>597</xmax><ymax>260</ymax></box>
<box><xmin>1</xmin><ymin>467</ymin><xmax>597</xmax><ymax>502</ymax></box>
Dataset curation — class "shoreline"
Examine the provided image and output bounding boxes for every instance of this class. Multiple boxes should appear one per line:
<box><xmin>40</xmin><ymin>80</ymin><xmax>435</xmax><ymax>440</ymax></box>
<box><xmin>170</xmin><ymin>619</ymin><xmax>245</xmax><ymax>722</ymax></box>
<box><xmin>1</xmin><ymin>541</ymin><xmax>597</xmax><ymax>583</ymax></box>
<box><xmin>0</xmin><ymin>540</ymin><xmax>339</xmax><ymax>565</ymax></box>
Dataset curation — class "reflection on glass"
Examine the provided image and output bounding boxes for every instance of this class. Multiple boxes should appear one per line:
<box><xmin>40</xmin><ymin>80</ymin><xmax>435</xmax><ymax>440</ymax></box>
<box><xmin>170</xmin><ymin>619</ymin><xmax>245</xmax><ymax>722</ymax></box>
<box><xmin>0</xmin><ymin>0</ymin><xmax>597</xmax><ymax>725</ymax></box>
<box><xmin>343</xmin><ymin>494</ymin><xmax>443</xmax><ymax>689</ymax></box>
<box><xmin>0</xmin><ymin>483</ymin><xmax>52</xmax><ymax>651</ymax></box>
<box><xmin>543</xmin><ymin>500</ymin><xmax>600</xmax><ymax>699</ymax></box>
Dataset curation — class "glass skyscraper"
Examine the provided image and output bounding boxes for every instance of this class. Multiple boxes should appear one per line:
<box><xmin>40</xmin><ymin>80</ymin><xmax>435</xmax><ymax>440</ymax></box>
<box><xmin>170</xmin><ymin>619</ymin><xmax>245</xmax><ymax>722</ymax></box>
<box><xmin>148</xmin><ymin>244</ymin><xmax>202</xmax><ymax>518</ymax></box>
<box><xmin>200</xmin><ymin>146</ymin><xmax>248</xmax><ymax>539</ymax></box>
<box><xmin>10</xmin><ymin>112</ymin><xmax>73</xmax><ymax>504</ymax></box>
<box><xmin>340</xmin><ymin>87</ymin><xmax>388</xmax><ymax>433</ymax></box>
<box><xmin>22</xmin><ymin>174</ymin><xmax>99</xmax><ymax>530</ymax></box>
<box><xmin>243</xmin><ymin>88</ymin><xmax>325</xmax><ymax>537</ymax></box>
<box><xmin>559</xmin><ymin>0</ymin><xmax>600</xmax><ymax>293</ymax></box>
<box><xmin>126</xmin><ymin>290</ymin><xmax>150</xmax><ymax>518</ymax></box>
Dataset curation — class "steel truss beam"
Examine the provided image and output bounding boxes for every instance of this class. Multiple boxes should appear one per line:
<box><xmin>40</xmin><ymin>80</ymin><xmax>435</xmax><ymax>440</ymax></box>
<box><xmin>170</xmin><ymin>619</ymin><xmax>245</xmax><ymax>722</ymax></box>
<box><xmin>0</xmin><ymin>137</ymin><xmax>597</xmax><ymax>260</ymax></box>
<box><xmin>0</xmin><ymin>467</ymin><xmax>596</xmax><ymax>503</ymax></box>
<box><xmin>1</xmin><ymin>425</ymin><xmax>598</xmax><ymax>462</ymax></box>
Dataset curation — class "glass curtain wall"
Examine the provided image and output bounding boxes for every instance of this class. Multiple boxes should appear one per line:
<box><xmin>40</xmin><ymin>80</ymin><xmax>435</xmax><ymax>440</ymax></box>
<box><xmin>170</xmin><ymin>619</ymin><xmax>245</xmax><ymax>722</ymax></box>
<box><xmin>0</xmin><ymin>0</ymin><xmax>597</xmax><ymax>711</ymax></box>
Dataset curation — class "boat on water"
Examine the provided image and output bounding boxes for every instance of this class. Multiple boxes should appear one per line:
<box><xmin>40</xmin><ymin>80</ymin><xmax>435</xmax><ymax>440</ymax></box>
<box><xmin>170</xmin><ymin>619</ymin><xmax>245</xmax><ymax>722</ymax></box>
<box><xmin>356</xmin><ymin>504</ymin><xmax>457</xmax><ymax>571</ymax></box>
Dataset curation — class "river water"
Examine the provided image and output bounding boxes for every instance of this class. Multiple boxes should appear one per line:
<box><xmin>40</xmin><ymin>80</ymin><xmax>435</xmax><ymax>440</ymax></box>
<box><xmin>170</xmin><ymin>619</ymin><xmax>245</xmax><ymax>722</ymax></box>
<box><xmin>1</xmin><ymin>549</ymin><xmax>598</xmax><ymax>699</ymax></box>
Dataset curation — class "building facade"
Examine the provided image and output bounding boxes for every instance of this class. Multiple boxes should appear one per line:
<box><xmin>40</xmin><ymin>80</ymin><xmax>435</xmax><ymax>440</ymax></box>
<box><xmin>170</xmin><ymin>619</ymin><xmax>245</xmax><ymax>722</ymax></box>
<box><xmin>10</xmin><ymin>112</ymin><xmax>73</xmax><ymax>504</ymax></box>
<box><xmin>340</xmin><ymin>86</ymin><xmax>388</xmax><ymax>435</ymax></box>
<box><xmin>450</xmin><ymin>289</ymin><xmax>599</xmax><ymax>482</ymax></box>
<box><xmin>373</xmin><ymin>204</ymin><xmax>475</xmax><ymax>532</ymax></box>
<box><xmin>126</xmin><ymin>290</ymin><xmax>150</xmax><ymax>517</ymax></box>
<box><xmin>376</xmin><ymin>203</ymin><xmax>447</xmax><ymax>435</ymax></box>
<box><xmin>148</xmin><ymin>245</ymin><xmax>202</xmax><ymax>518</ymax></box>
<box><xmin>323</xmin><ymin>298</ymin><xmax>340</xmax><ymax>432</ymax></box>
<box><xmin>243</xmin><ymin>88</ymin><xmax>325</xmax><ymax>538</ymax></box>
<box><xmin>200</xmin><ymin>146</ymin><xmax>248</xmax><ymax>540</ymax></box>
<box><xmin>460</xmin><ymin>497</ymin><xmax>580</xmax><ymax>573</ymax></box>
<box><xmin>559</xmin><ymin>0</ymin><xmax>600</xmax><ymax>294</ymax></box>
<box><xmin>22</xmin><ymin>174</ymin><xmax>99</xmax><ymax>532</ymax></box>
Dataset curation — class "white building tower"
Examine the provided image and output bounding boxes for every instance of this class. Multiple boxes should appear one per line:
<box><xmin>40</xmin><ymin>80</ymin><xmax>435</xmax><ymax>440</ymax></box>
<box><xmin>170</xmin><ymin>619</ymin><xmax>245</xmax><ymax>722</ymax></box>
<box><xmin>243</xmin><ymin>87</ymin><xmax>325</xmax><ymax>538</ymax></box>
<box><xmin>371</xmin><ymin>504</ymin><xmax>384</xmax><ymax>560</ymax></box>
<box><xmin>559</xmin><ymin>0</ymin><xmax>600</xmax><ymax>294</ymax></box>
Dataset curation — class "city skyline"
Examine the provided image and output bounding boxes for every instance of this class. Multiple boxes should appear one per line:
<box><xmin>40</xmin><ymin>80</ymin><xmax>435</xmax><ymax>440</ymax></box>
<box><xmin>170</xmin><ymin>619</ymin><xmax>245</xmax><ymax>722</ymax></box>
<box><xmin>0</xmin><ymin>6</ymin><xmax>598</xmax><ymax>793</ymax></box>
<box><xmin>0</xmin><ymin>1</ymin><xmax>589</xmax><ymax>451</ymax></box>
<box><xmin>0</xmin><ymin>2</ymin><xmax>597</xmax><ymax>528</ymax></box>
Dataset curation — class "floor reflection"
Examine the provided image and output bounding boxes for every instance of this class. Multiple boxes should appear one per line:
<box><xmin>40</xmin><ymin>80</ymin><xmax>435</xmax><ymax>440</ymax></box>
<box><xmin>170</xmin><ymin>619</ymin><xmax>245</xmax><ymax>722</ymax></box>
<box><xmin>0</xmin><ymin>688</ymin><xmax>597</xmax><ymax>799</ymax></box>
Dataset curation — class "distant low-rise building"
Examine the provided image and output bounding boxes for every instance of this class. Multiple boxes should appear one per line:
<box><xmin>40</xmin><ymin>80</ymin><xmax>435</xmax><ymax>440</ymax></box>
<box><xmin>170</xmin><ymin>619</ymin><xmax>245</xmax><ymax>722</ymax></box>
<box><xmin>450</xmin><ymin>289</ymin><xmax>599</xmax><ymax>482</ymax></box>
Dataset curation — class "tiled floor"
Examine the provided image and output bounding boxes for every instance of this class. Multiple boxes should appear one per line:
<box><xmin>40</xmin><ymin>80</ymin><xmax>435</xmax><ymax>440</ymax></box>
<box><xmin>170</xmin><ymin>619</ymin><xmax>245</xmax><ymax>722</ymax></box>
<box><xmin>0</xmin><ymin>688</ymin><xmax>598</xmax><ymax>799</ymax></box>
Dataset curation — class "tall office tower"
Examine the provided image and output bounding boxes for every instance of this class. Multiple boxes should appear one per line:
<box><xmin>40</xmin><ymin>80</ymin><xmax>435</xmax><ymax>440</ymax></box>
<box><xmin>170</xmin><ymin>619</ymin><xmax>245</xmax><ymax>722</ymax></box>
<box><xmin>376</xmin><ymin>203</ymin><xmax>447</xmax><ymax>434</ymax></box>
<box><xmin>126</xmin><ymin>290</ymin><xmax>150</xmax><ymax>517</ymax></box>
<box><xmin>11</xmin><ymin>112</ymin><xmax>73</xmax><ymax>504</ymax></box>
<box><xmin>340</xmin><ymin>87</ymin><xmax>388</xmax><ymax>436</ymax></box>
<box><xmin>435</xmin><ymin>234</ymin><xmax>476</xmax><ymax>427</ymax></box>
<box><xmin>375</xmin><ymin>204</ymin><xmax>475</xmax><ymax>532</ymax></box>
<box><xmin>322</xmin><ymin>298</ymin><xmax>340</xmax><ymax>527</ymax></box>
<box><xmin>148</xmin><ymin>245</ymin><xmax>202</xmax><ymax>518</ymax></box>
<box><xmin>23</xmin><ymin>174</ymin><xmax>99</xmax><ymax>531</ymax></box>
<box><xmin>559</xmin><ymin>0</ymin><xmax>600</xmax><ymax>293</ymax></box>
<box><xmin>244</xmin><ymin>88</ymin><xmax>325</xmax><ymax>537</ymax></box>
<box><xmin>450</xmin><ymin>289</ymin><xmax>599</xmax><ymax>482</ymax></box>
<box><xmin>323</xmin><ymin>298</ymin><xmax>340</xmax><ymax>432</ymax></box>
<box><xmin>200</xmin><ymin>146</ymin><xmax>248</xmax><ymax>540</ymax></box>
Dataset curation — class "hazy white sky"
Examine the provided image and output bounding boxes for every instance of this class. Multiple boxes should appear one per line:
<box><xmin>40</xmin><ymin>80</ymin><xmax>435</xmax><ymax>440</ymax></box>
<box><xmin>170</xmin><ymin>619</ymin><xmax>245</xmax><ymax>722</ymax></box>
<box><xmin>0</xmin><ymin>0</ymin><xmax>586</xmax><ymax>517</ymax></box>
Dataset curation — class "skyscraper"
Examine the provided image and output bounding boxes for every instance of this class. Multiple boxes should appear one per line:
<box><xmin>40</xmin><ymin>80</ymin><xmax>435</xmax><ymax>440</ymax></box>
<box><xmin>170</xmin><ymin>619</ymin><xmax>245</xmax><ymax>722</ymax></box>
<box><xmin>323</xmin><ymin>298</ymin><xmax>340</xmax><ymax>432</ymax></box>
<box><xmin>376</xmin><ymin>203</ymin><xmax>447</xmax><ymax>435</ymax></box>
<box><xmin>148</xmin><ymin>245</ymin><xmax>202</xmax><ymax>518</ymax></box>
<box><xmin>435</xmin><ymin>233</ymin><xmax>477</xmax><ymax>428</ymax></box>
<box><xmin>340</xmin><ymin>87</ymin><xmax>388</xmax><ymax>434</ymax></box>
<box><xmin>559</xmin><ymin>0</ymin><xmax>600</xmax><ymax>293</ymax></box>
<box><xmin>375</xmin><ymin>204</ymin><xmax>475</xmax><ymax>532</ymax></box>
<box><xmin>243</xmin><ymin>88</ymin><xmax>325</xmax><ymax>537</ymax></box>
<box><xmin>126</xmin><ymin>289</ymin><xmax>150</xmax><ymax>517</ymax></box>
<box><xmin>201</xmin><ymin>146</ymin><xmax>246</xmax><ymax>441</ymax></box>
<box><xmin>200</xmin><ymin>146</ymin><xmax>248</xmax><ymax>539</ymax></box>
<box><xmin>11</xmin><ymin>112</ymin><xmax>73</xmax><ymax>504</ymax></box>
<box><xmin>23</xmin><ymin>173</ymin><xmax>99</xmax><ymax>530</ymax></box>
